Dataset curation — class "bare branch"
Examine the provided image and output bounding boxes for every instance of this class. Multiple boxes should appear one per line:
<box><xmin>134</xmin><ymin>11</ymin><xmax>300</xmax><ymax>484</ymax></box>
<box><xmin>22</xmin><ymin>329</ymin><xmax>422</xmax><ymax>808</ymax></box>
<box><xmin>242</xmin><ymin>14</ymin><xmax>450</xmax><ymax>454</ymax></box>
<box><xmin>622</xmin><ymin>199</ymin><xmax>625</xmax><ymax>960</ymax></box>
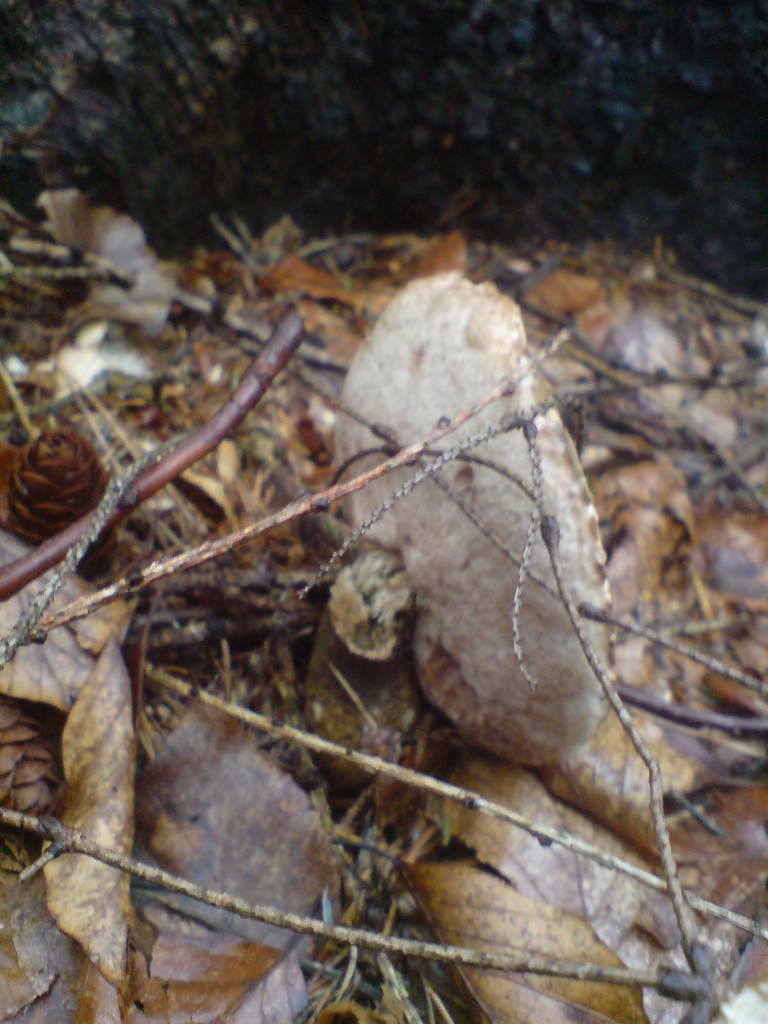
<box><xmin>0</xmin><ymin>806</ymin><xmax>707</xmax><ymax>1002</ymax></box>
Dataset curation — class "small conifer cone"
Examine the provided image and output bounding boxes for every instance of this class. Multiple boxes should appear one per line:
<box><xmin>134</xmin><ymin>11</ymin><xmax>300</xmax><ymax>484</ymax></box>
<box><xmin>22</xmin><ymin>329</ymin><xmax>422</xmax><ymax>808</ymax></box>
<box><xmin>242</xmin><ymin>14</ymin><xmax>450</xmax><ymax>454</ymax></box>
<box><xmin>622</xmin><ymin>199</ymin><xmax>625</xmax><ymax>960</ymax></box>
<box><xmin>6</xmin><ymin>428</ymin><xmax>109</xmax><ymax>544</ymax></box>
<box><xmin>0</xmin><ymin>697</ymin><xmax>61</xmax><ymax>814</ymax></box>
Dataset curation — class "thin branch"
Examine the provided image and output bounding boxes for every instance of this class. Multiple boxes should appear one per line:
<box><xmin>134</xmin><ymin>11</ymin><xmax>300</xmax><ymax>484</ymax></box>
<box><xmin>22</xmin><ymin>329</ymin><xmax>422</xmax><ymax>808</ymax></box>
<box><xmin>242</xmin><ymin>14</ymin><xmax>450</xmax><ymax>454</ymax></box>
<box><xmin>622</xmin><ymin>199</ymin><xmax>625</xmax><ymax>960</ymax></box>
<box><xmin>37</xmin><ymin>393</ymin><xmax>541</xmax><ymax>636</ymax></box>
<box><xmin>618</xmin><ymin>682</ymin><xmax>768</xmax><ymax>739</ymax></box>
<box><xmin>539</xmin><ymin>513</ymin><xmax>699</xmax><ymax>972</ymax></box>
<box><xmin>581</xmin><ymin>604</ymin><xmax>768</xmax><ymax>699</ymax></box>
<box><xmin>0</xmin><ymin>807</ymin><xmax>707</xmax><ymax>1002</ymax></box>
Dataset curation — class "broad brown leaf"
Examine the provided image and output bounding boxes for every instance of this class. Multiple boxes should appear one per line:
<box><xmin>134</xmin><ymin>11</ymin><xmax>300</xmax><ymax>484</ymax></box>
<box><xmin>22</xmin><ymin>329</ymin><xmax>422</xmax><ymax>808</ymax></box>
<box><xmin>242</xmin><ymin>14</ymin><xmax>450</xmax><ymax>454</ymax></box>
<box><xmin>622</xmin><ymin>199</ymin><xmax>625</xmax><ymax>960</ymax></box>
<box><xmin>125</xmin><ymin>932</ymin><xmax>297</xmax><ymax>1024</ymax></box>
<box><xmin>136</xmin><ymin>700</ymin><xmax>338</xmax><ymax>949</ymax></box>
<box><xmin>44</xmin><ymin>638</ymin><xmax>135</xmax><ymax>988</ymax></box>
<box><xmin>408</xmin><ymin>860</ymin><xmax>648</xmax><ymax>1024</ymax></box>
<box><xmin>441</xmin><ymin>755</ymin><xmax>679</xmax><ymax>955</ymax></box>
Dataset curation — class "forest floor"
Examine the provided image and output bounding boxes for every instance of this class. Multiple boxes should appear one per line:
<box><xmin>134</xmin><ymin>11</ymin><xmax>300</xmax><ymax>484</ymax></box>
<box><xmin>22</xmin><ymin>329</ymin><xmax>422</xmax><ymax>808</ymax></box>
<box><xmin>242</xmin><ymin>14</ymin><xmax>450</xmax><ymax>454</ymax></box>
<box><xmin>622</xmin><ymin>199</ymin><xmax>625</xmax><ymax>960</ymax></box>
<box><xmin>1</xmin><ymin>193</ymin><xmax>767</xmax><ymax>1023</ymax></box>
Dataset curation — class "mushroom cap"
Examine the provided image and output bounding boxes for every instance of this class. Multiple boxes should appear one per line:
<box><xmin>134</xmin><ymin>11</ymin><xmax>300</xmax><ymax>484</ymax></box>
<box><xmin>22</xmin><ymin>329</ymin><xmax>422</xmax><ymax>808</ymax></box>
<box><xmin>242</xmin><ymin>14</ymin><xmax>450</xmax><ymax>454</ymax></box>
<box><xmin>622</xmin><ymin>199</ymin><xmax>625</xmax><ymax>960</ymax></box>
<box><xmin>336</xmin><ymin>273</ymin><xmax>611</xmax><ymax>764</ymax></box>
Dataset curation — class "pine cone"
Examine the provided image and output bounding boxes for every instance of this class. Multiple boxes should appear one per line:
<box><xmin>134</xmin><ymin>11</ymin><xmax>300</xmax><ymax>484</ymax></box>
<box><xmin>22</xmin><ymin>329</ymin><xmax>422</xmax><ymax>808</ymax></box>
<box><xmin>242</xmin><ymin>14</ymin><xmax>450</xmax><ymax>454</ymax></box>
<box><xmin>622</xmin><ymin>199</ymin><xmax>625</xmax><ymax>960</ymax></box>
<box><xmin>6</xmin><ymin>428</ymin><xmax>109</xmax><ymax>544</ymax></box>
<box><xmin>0</xmin><ymin>697</ymin><xmax>61</xmax><ymax>814</ymax></box>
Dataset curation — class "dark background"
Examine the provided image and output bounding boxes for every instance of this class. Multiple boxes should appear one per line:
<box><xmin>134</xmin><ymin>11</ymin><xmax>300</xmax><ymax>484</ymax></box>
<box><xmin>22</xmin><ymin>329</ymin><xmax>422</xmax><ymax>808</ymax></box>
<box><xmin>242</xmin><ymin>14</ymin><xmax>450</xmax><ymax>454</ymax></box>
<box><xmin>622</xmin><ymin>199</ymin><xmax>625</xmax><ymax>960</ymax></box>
<box><xmin>2</xmin><ymin>0</ymin><xmax>766</xmax><ymax>296</ymax></box>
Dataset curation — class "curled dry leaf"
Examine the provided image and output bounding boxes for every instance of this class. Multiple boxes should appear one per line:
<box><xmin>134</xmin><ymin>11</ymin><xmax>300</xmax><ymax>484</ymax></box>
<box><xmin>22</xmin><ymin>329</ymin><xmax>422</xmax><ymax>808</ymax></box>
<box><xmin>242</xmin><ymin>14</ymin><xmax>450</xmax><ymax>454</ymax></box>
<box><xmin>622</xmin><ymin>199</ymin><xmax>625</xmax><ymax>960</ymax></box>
<box><xmin>44</xmin><ymin>638</ymin><xmax>135</xmax><ymax>989</ymax></box>
<box><xmin>38</xmin><ymin>189</ymin><xmax>175</xmax><ymax>336</ymax></box>
<box><xmin>0</xmin><ymin>530</ymin><xmax>131</xmax><ymax>710</ymax></box>
<box><xmin>336</xmin><ymin>273</ymin><xmax>611</xmax><ymax>764</ymax></box>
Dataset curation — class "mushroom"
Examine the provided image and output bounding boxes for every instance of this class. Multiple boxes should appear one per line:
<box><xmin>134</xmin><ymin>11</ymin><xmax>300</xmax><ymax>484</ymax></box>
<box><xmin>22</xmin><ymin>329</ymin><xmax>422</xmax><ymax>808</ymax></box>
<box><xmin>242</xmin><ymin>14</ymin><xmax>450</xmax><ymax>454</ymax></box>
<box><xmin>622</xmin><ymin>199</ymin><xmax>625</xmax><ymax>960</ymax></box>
<box><xmin>335</xmin><ymin>273</ymin><xmax>611</xmax><ymax>764</ymax></box>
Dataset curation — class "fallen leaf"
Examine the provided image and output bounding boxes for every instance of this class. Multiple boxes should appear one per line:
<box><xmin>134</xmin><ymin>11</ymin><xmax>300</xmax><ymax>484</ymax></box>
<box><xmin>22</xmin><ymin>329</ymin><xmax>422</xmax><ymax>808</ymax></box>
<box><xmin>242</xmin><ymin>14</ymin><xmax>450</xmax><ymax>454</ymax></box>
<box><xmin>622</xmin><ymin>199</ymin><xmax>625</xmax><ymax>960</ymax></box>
<box><xmin>404</xmin><ymin>231</ymin><xmax>467</xmax><ymax>280</ymax></box>
<box><xmin>524</xmin><ymin>269</ymin><xmax>605</xmax><ymax>317</ymax></box>
<box><xmin>125</xmin><ymin>931</ymin><xmax>293</xmax><ymax>1024</ymax></box>
<box><xmin>135</xmin><ymin>700</ymin><xmax>338</xmax><ymax>948</ymax></box>
<box><xmin>74</xmin><ymin>959</ymin><xmax>122</xmax><ymax>1023</ymax></box>
<box><xmin>0</xmin><ymin>871</ymin><xmax>83</xmax><ymax>1021</ymax></box>
<box><xmin>670</xmin><ymin>785</ymin><xmax>768</xmax><ymax>918</ymax></box>
<box><xmin>541</xmin><ymin>712</ymin><xmax>700</xmax><ymax>857</ymax></box>
<box><xmin>0</xmin><ymin>531</ymin><xmax>131</xmax><ymax>711</ymax></box>
<box><xmin>593</xmin><ymin>455</ymin><xmax>695</xmax><ymax>619</ymax></box>
<box><xmin>261</xmin><ymin>254</ymin><xmax>390</xmax><ymax>318</ymax></box>
<box><xmin>0</xmin><ymin>877</ymin><xmax>42</xmax><ymax>1018</ymax></box>
<box><xmin>295</xmin><ymin>298</ymin><xmax>363</xmax><ymax>365</ymax></box>
<box><xmin>222</xmin><ymin>951</ymin><xmax>307</xmax><ymax>1024</ymax></box>
<box><xmin>408</xmin><ymin>860</ymin><xmax>649</xmax><ymax>1024</ymax></box>
<box><xmin>44</xmin><ymin>638</ymin><xmax>135</xmax><ymax>988</ymax></box>
<box><xmin>441</xmin><ymin>754</ymin><xmax>679</xmax><ymax>953</ymax></box>
<box><xmin>692</xmin><ymin>509</ymin><xmax>768</xmax><ymax>610</ymax></box>
<box><xmin>38</xmin><ymin>189</ymin><xmax>176</xmax><ymax>336</ymax></box>
<box><xmin>599</xmin><ymin>310</ymin><xmax>686</xmax><ymax>377</ymax></box>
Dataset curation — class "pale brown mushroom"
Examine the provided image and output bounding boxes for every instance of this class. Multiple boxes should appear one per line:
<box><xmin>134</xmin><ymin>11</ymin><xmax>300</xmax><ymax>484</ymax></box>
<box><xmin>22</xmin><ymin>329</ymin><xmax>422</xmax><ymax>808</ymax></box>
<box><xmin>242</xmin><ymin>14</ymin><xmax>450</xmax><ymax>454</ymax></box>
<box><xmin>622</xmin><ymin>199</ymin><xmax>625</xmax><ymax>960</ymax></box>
<box><xmin>335</xmin><ymin>273</ymin><xmax>611</xmax><ymax>764</ymax></box>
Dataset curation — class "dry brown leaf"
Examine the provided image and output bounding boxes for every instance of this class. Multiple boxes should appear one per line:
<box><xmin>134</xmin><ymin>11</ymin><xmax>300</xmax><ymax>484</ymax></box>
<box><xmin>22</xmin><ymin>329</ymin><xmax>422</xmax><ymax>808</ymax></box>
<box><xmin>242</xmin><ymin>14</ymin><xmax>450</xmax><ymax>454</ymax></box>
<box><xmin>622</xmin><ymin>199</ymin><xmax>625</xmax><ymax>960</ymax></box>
<box><xmin>593</xmin><ymin>456</ymin><xmax>695</xmax><ymax>619</ymax></box>
<box><xmin>0</xmin><ymin>878</ymin><xmax>42</xmax><ymax>1018</ymax></box>
<box><xmin>38</xmin><ymin>189</ymin><xmax>175</xmax><ymax>336</ymax></box>
<box><xmin>125</xmin><ymin>931</ymin><xmax>288</xmax><ymax>1024</ymax></box>
<box><xmin>422</xmin><ymin>752</ymin><xmax>744</xmax><ymax>1022</ymax></box>
<box><xmin>524</xmin><ymin>268</ymin><xmax>606</xmax><ymax>317</ymax></box>
<box><xmin>295</xmin><ymin>297</ymin><xmax>363</xmax><ymax>365</ymax></box>
<box><xmin>692</xmin><ymin>509</ymin><xmax>768</xmax><ymax>610</ymax></box>
<box><xmin>408</xmin><ymin>860</ymin><xmax>649</xmax><ymax>1024</ymax></box>
<box><xmin>44</xmin><ymin>638</ymin><xmax>135</xmax><ymax>988</ymax></box>
<box><xmin>74</xmin><ymin>959</ymin><xmax>122</xmax><ymax>1023</ymax></box>
<box><xmin>0</xmin><ymin>531</ymin><xmax>131</xmax><ymax>711</ymax></box>
<box><xmin>403</xmin><ymin>231</ymin><xmax>467</xmax><ymax>280</ymax></box>
<box><xmin>136</xmin><ymin>700</ymin><xmax>338</xmax><ymax>949</ymax></box>
<box><xmin>0</xmin><ymin>873</ymin><xmax>83</xmax><ymax>1022</ymax></box>
<box><xmin>670</xmin><ymin>786</ymin><xmax>768</xmax><ymax>918</ymax></box>
<box><xmin>540</xmin><ymin>712</ymin><xmax>700</xmax><ymax>856</ymax></box>
<box><xmin>262</xmin><ymin>254</ymin><xmax>391</xmax><ymax>318</ymax></box>
<box><xmin>440</xmin><ymin>754</ymin><xmax>683</xmax><ymax>962</ymax></box>
<box><xmin>221</xmin><ymin>951</ymin><xmax>307</xmax><ymax>1024</ymax></box>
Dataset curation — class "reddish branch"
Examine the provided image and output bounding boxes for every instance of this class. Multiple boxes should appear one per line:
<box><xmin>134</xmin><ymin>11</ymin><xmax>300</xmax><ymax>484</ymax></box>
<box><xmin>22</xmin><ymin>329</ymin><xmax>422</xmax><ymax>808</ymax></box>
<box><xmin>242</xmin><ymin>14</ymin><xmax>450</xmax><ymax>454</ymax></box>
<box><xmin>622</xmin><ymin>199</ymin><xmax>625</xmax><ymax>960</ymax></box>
<box><xmin>0</xmin><ymin>311</ymin><xmax>304</xmax><ymax>600</ymax></box>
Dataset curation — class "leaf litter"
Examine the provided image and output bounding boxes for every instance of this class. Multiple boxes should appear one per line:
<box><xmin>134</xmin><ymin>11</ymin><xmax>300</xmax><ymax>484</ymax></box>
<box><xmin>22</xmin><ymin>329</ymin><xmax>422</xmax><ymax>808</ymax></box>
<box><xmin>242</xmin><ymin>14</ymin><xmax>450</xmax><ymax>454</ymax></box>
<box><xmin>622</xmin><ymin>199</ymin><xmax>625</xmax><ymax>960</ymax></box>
<box><xmin>0</xmin><ymin>193</ymin><xmax>767</xmax><ymax>1022</ymax></box>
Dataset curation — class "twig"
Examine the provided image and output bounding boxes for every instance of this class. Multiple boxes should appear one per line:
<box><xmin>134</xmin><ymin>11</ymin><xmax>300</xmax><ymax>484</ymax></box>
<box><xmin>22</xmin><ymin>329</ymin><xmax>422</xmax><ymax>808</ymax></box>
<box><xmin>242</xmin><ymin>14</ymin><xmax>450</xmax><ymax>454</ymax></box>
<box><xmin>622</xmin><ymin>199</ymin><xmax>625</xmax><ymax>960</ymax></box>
<box><xmin>539</xmin><ymin>513</ymin><xmax>700</xmax><ymax>972</ymax></box>
<box><xmin>0</xmin><ymin>311</ymin><xmax>304</xmax><ymax>603</ymax></box>
<box><xmin>144</xmin><ymin>667</ymin><xmax>768</xmax><ymax>943</ymax></box>
<box><xmin>618</xmin><ymin>682</ymin><xmax>768</xmax><ymax>739</ymax></box>
<box><xmin>36</xmin><ymin>394</ymin><xmax>541</xmax><ymax>636</ymax></box>
<box><xmin>581</xmin><ymin>605</ymin><xmax>768</xmax><ymax>699</ymax></box>
<box><xmin>511</xmin><ymin>417</ymin><xmax>543</xmax><ymax>691</ymax></box>
<box><xmin>0</xmin><ymin>807</ymin><xmax>707</xmax><ymax>1001</ymax></box>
